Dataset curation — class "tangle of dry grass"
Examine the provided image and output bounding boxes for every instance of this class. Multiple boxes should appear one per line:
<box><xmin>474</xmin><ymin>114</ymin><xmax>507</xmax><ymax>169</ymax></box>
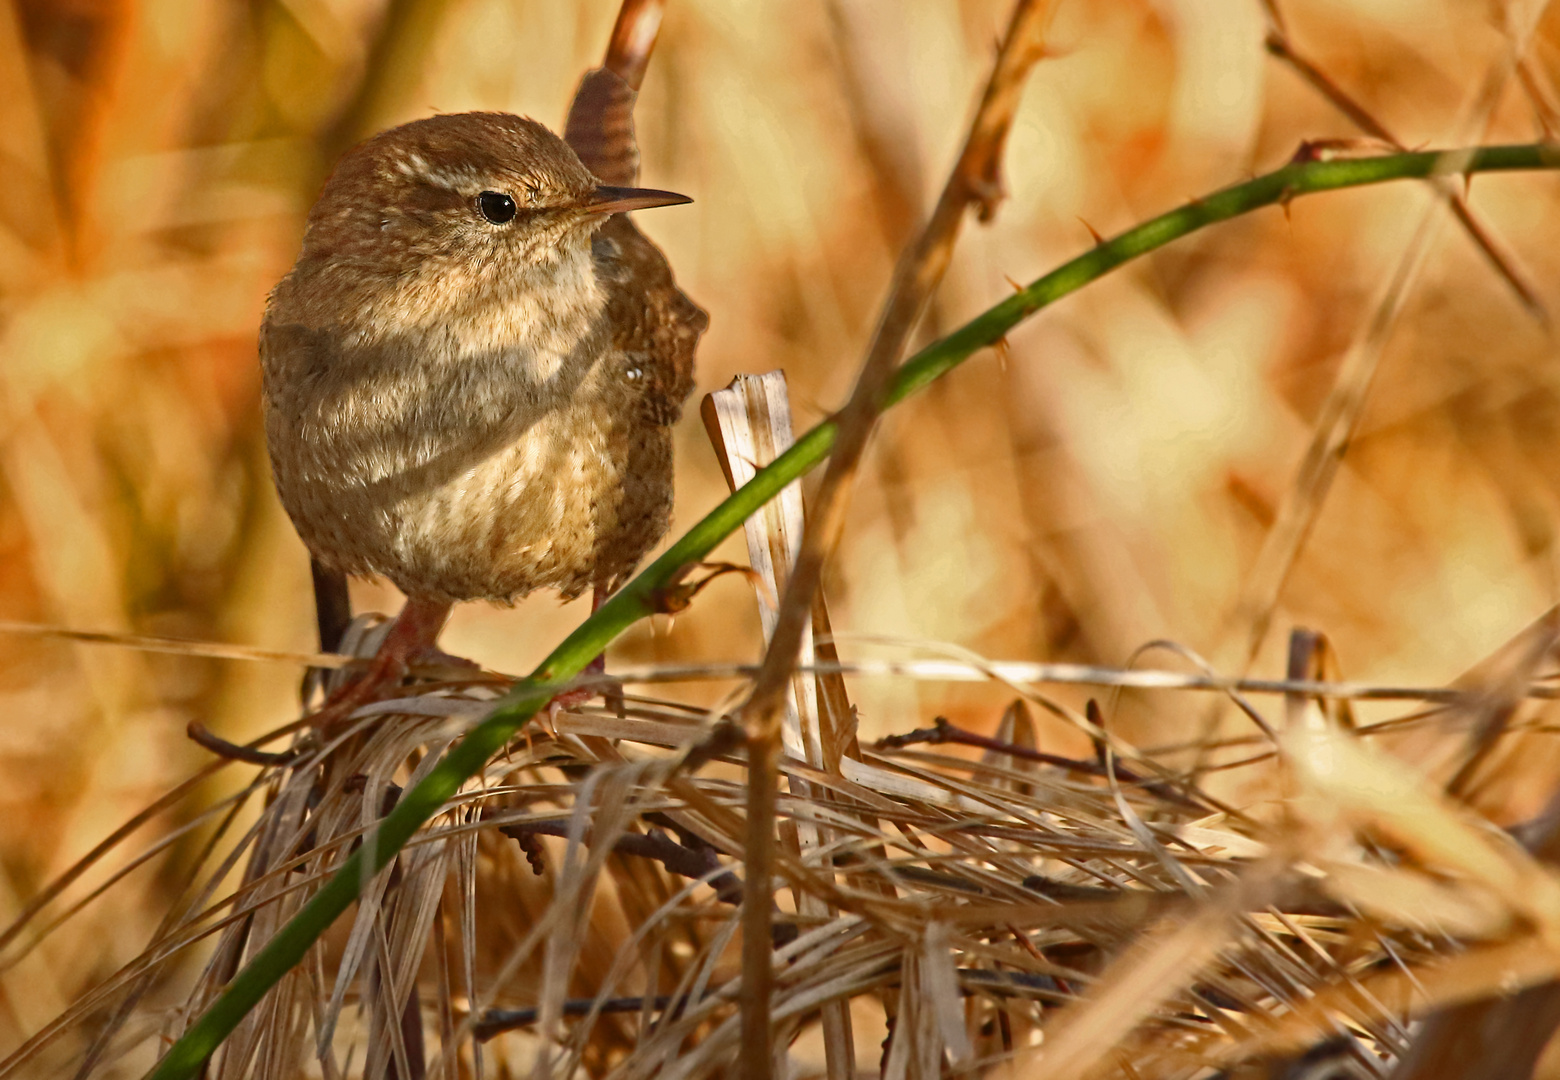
<box><xmin>12</xmin><ymin>615</ymin><xmax>1560</xmax><ymax>1078</ymax></box>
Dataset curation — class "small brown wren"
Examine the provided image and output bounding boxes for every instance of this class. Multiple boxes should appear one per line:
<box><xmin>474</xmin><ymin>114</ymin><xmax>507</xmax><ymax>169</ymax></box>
<box><xmin>261</xmin><ymin>108</ymin><xmax>705</xmax><ymax>701</ymax></box>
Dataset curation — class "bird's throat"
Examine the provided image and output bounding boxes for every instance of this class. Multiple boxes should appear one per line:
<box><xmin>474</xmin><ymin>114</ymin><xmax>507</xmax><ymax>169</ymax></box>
<box><xmin>370</xmin><ymin>236</ymin><xmax>607</xmax><ymax>385</ymax></box>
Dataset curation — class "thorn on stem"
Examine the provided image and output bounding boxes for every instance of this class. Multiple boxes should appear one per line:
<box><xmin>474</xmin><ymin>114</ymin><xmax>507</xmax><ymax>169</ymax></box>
<box><xmin>650</xmin><ymin>561</ymin><xmax>767</xmax><ymax>614</ymax></box>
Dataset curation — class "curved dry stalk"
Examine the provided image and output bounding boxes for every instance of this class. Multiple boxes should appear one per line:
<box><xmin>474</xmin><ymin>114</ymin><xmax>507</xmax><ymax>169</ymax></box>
<box><xmin>0</xmin><ymin>621</ymin><xmax>348</xmax><ymax>668</ymax></box>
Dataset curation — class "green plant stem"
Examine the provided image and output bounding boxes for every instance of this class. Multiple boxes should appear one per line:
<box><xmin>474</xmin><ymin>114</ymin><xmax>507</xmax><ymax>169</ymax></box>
<box><xmin>147</xmin><ymin>142</ymin><xmax>1559</xmax><ymax>1080</ymax></box>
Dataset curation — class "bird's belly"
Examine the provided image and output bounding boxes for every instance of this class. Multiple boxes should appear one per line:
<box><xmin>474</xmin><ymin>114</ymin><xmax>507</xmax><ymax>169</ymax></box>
<box><xmin>332</xmin><ymin>400</ymin><xmax>672</xmax><ymax>604</ymax></box>
<box><xmin>392</xmin><ymin>411</ymin><xmax>612</xmax><ymax>600</ymax></box>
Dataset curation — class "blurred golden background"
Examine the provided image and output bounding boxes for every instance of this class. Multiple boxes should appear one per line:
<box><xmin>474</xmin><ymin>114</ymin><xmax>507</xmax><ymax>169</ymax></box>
<box><xmin>0</xmin><ymin>0</ymin><xmax>1558</xmax><ymax>1054</ymax></box>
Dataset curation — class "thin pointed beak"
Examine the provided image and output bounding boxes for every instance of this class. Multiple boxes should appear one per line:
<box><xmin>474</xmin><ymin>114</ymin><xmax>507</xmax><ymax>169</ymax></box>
<box><xmin>582</xmin><ymin>185</ymin><xmax>692</xmax><ymax>215</ymax></box>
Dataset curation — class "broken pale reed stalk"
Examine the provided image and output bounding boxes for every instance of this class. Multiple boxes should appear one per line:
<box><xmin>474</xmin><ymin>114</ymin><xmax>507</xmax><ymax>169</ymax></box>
<box><xmin>703</xmin><ymin>371</ymin><xmax>855</xmax><ymax>1080</ymax></box>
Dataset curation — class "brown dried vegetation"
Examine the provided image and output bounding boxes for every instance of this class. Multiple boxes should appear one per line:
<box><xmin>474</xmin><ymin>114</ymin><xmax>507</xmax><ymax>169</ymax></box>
<box><xmin>2</xmin><ymin>0</ymin><xmax>1560</xmax><ymax>1077</ymax></box>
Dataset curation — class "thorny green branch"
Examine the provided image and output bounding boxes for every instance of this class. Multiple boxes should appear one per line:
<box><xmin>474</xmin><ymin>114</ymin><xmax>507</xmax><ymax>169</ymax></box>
<box><xmin>147</xmin><ymin>141</ymin><xmax>1560</xmax><ymax>1080</ymax></box>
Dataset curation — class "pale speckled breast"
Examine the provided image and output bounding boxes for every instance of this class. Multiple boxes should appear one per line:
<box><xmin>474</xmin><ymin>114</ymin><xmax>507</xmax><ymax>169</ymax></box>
<box><xmin>379</xmin><ymin>351</ymin><xmax>675</xmax><ymax>602</ymax></box>
<box><xmin>264</xmin><ymin>330</ymin><xmax>668</xmax><ymax>604</ymax></box>
<box><xmin>262</xmin><ymin>214</ymin><xmax>703</xmax><ymax>605</ymax></box>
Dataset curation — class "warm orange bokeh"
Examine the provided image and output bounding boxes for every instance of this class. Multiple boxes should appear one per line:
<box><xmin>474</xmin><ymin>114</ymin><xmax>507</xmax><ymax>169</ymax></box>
<box><xmin>0</xmin><ymin>0</ymin><xmax>1557</xmax><ymax>1060</ymax></box>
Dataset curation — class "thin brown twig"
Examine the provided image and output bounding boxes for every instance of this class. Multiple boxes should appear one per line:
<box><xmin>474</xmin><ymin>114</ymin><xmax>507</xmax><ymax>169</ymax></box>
<box><xmin>1264</xmin><ymin>26</ymin><xmax>1546</xmax><ymax>320</ymax></box>
<box><xmin>734</xmin><ymin>1</ymin><xmax>1057</xmax><ymax>1071</ymax></box>
<box><xmin>498</xmin><ymin>820</ymin><xmax>745</xmax><ymax>906</ymax></box>
<box><xmin>1264</xmin><ymin>32</ymin><xmax>1396</xmax><ymax>144</ymax></box>
<box><xmin>187</xmin><ymin>721</ymin><xmax>302</xmax><ymax>767</ymax></box>
<box><xmin>876</xmin><ymin>718</ymin><xmax>1170</xmax><ymax>790</ymax></box>
<box><xmin>474</xmin><ymin>995</ymin><xmax>680</xmax><ymax>1041</ymax></box>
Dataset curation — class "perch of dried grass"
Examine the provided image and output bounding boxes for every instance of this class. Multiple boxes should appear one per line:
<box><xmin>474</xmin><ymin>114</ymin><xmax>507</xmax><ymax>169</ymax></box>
<box><xmin>19</xmin><ymin>605</ymin><xmax>1560</xmax><ymax>1078</ymax></box>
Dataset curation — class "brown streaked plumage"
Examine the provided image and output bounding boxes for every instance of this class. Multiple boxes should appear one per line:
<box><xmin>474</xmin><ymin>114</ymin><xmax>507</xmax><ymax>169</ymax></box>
<box><xmin>262</xmin><ymin>110</ymin><xmax>704</xmax><ymax>701</ymax></box>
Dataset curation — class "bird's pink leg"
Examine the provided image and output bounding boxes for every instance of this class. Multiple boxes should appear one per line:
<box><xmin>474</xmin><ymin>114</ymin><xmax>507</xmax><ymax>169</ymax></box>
<box><xmin>548</xmin><ymin>587</ymin><xmax>613</xmax><ymax>714</ymax></box>
<box><xmin>313</xmin><ymin>595</ymin><xmax>455</xmax><ymax>727</ymax></box>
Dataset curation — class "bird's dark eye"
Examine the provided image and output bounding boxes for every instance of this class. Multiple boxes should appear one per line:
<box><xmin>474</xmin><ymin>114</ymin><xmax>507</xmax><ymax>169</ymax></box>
<box><xmin>477</xmin><ymin>191</ymin><xmax>517</xmax><ymax>224</ymax></box>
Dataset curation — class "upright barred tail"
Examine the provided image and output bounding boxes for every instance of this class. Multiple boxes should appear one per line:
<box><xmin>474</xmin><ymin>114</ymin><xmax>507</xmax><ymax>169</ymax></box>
<box><xmin>565</xmin><ymin>68</ymin><xmax>641</xmax><ymax>187</ymax></box>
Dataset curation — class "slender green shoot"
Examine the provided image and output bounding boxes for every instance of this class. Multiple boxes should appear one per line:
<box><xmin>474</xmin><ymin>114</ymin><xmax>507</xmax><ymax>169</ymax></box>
<box><xmin>148</xmin><ymin>142</ymin><xmax>1560</xmax><ymax>1080</ymax></box>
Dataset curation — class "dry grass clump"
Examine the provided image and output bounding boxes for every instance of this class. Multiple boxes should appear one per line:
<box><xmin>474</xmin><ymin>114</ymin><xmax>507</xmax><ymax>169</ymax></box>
<box><xmin>11</xmin><ymin>613</ymin><xmax>1560</xmax><ymax>1079</ymax></box>
<box><xmin>2</xmin><ymin>0</ymin><xmax>1560</xmax><ymax>1076</ymax></box>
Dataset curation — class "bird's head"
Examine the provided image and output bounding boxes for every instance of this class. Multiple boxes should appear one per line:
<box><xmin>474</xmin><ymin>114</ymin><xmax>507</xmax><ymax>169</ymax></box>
<box><xmin>286</xmin><ymin>112</ymin><xmax>689</xmax><ymax>327</ymax></box>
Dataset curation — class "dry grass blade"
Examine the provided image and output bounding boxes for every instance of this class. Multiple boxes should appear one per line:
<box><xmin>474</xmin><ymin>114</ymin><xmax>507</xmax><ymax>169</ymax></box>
<box><xmin>1391</xmin><ymin>789</ymin><xmax>1560</xmax><ymax>1080</ymax></box>
<box><xmin>704</xmin><ymin>371</ymin><xmax>855</xmax><ymax>1079</ymax></box>
<box><xmin>1188</xmin><ymin>935</ymin><xmax>1560</xmax><ymax>1069</ymax></box>
<box><xmin>13</xmin><ymin>623</ymin><xmax>1554</xmax><ymax>705</ymax></box>
<box><xmin>704</xmin><ymin>373</ymin><xmax>830</xmax><ymax>774</ymax></box>
<box><xmin>0</xmin><ymin>621</ymin><xmax>349</xmax><ymax>669</ymax></box>
<box><xmin>1000</xmin><ymin>860</ymin><xmax>1287</xmax><ymax>1080</ymax></box>
<box><xmin>1285</xmin><ymin>727</ymin><xmax>1560</xmax><ymax>932</ymax></box>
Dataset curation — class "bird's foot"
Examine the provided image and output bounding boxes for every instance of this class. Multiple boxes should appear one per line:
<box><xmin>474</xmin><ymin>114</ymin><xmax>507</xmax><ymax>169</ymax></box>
<box><xmin>545</xmin><ymin>587</ymin><xmax>624</xmax><ymax>719</ymax></box>
<box><xmin>545</xmin><ymin>679</ymin><xmax>623</xmax><ymax>714</ymax></box>
<box><xmin>309</xmin><ymin>647</ymin><xmax>417</xmax><ymax>731</ymax></box>
<box><xmin>544</xmin><ymin>652</ymin><xmax>622</xmax><ymax>720</ymax></box>
<box><xmin>545</xmin><ymin>686</ymin><xmax>594</xmax><ymax>716</ymax></box>
<box><xmin>405</xmin><ymin>645</ymin><xmax>483</xmax><ymax>682</ymax></box>
<box><xmin>306</xmin><ymin>596</ymin><xmax>456</xmax><ymax>732</ymax></box>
